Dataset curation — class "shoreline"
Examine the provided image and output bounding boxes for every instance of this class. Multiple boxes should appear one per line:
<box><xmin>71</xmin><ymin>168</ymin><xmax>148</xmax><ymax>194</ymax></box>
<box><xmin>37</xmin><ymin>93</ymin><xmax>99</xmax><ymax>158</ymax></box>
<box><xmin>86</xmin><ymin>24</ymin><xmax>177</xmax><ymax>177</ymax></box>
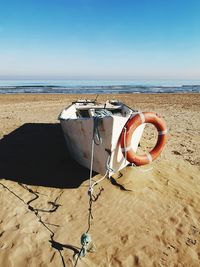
<box><xmin>0</xmin><ymin>92</ymin><xmax>199</xmax><ymax>98</ymax></box>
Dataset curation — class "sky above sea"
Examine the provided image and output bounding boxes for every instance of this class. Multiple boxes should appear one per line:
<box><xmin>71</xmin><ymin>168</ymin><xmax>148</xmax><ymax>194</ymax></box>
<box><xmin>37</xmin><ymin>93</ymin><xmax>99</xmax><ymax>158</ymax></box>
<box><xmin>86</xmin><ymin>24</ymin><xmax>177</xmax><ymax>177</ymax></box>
<box><xmin>0</xmin><ymin>0</ymin><xmax>199</xmax><ymax>80</ymax></box>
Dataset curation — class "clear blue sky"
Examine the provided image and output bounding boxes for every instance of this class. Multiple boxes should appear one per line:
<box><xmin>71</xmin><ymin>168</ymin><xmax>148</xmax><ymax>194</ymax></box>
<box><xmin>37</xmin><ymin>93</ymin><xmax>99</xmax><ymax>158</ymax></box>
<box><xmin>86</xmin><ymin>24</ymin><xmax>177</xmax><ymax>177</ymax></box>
<box><xmin>0</xmin><ymin>0</ymin><xmax>199</xmax><ymax>79</ymax></box>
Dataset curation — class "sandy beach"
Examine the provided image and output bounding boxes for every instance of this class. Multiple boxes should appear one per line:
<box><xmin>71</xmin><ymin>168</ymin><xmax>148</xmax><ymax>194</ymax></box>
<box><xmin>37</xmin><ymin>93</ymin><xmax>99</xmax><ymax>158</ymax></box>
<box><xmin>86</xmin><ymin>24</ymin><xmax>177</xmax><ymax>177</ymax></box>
<box><xmin>0</xmin><ymin>93</ymin><xmax>200</xmax><ymax>267</ymax></box>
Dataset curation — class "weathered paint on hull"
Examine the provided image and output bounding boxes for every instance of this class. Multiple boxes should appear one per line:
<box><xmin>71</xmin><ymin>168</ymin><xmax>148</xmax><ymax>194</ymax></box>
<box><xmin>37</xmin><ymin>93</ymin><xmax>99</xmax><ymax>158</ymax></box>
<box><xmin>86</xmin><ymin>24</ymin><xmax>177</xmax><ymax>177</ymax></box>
<box><xmin>60</xmin><ymin>114</ymin><xmax>145</xmax><ymax>176</ymax></box>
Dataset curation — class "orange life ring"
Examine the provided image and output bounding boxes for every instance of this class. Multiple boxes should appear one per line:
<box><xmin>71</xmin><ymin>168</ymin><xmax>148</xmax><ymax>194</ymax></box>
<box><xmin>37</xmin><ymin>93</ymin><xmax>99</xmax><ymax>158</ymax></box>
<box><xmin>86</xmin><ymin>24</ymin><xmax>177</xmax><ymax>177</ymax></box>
<box><xmin>120</xmin><ymin>112</ymin><xmax>167</xmax><ymax>166</ymax></box>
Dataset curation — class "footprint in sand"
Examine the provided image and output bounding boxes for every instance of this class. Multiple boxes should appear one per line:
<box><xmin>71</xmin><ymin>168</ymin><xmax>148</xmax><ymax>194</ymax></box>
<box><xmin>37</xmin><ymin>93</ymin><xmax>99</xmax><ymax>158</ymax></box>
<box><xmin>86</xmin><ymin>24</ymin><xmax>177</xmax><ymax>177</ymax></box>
<box><xmin>0</xmin><ymin>231</ymin><xmax>5</xmax><ymax>238</ymax></box>
<box><xmin>120</xmin><ymin>234</ymin><xmax>129</xmax><ymax>245</ymax></box>
<box><xmin>172</xmin><ymin>150</ymin><xmax>181</xmax><ymax>155</ymax></box>
<box><xmin>187</xmin><ymin>149</ymin><xmax>194</xmax><ymax>153</ymax></box>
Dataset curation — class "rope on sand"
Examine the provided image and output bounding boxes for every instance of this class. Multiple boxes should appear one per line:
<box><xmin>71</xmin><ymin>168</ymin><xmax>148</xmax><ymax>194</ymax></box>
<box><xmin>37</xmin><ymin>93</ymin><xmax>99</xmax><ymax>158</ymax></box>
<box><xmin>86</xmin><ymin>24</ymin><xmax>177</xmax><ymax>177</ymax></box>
<box><xmin>74</xmin><ymin>113</ymin><xmax>110</xmax><ymax>267</ymax></box>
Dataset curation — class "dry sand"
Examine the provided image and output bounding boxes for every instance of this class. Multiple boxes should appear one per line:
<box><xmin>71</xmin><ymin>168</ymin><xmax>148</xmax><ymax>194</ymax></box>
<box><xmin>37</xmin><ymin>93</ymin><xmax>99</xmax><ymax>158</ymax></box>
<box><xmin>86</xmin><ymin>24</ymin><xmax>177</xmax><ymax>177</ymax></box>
<box><xmin>0</xmin><ymin>93</ymin><xmax>200</xmax><ymax>267</ymax></box>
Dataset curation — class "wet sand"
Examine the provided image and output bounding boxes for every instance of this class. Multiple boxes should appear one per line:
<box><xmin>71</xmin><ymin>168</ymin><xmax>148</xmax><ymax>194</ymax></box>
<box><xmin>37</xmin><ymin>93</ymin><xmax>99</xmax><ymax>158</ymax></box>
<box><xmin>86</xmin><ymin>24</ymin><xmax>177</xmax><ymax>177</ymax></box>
<box><xmin>0</xmin><ymin>93</ymin><xmax>200</xmax><ymax>266</ymax></box>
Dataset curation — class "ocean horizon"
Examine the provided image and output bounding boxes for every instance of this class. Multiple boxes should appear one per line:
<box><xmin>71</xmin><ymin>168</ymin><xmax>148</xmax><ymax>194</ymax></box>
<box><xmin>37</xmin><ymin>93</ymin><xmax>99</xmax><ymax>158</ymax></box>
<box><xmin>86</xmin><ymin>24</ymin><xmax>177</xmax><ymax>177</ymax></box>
<box><xmin>0</xmin><ymin>79</ymin><xmax>200</xmax><ymax>94</ymax></box>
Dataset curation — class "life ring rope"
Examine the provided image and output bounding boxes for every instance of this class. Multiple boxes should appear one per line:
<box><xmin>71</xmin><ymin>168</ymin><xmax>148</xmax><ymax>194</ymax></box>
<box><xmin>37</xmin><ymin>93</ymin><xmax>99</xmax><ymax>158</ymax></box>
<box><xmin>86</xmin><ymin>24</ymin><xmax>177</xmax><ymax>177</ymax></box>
<box><xmin>158</xmin><ymin>129</ymin><xmax>168</xmax><ymax>135</ymax></box>
<box><xmin>138</xmin><ymin>112</ymin><xmax>145</xmax><ymax>123</ymax></box>
<box><xmin>120</xmin><ymin>112</ymin><xmax>167</xmax><ymax>166</ymax></box>
<box><xmin>145</xmin><ymin>151</ymin><xmax>153</xmax><ymax>163</ymax></box>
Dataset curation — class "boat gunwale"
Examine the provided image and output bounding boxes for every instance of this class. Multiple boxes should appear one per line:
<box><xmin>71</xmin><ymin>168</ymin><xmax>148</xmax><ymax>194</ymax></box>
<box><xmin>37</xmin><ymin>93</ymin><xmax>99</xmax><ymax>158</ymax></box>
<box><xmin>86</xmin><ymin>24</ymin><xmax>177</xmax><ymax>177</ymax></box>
<box><xmin>58</xmin><ymin>100</ymin><xmax>137</xmax><ymax>121</ymax></box>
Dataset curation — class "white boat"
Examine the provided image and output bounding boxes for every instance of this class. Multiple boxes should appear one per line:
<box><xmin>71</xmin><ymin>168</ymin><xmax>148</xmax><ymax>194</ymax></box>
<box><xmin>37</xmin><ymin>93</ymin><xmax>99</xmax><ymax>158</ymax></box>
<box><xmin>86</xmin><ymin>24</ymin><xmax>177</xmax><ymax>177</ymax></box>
<box><xmin>59</xmin><ymin>99</ymin><xmax>146</xmax><ymax>176</ymax></box>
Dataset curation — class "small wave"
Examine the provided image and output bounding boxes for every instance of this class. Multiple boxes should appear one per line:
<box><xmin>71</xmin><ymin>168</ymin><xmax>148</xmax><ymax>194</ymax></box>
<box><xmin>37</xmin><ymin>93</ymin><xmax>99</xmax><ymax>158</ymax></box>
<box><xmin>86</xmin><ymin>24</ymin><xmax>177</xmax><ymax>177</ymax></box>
<box><xmin>0</xmin><ymin>84</ymin><xmax>199</xmax><ymax>94</ymax></box>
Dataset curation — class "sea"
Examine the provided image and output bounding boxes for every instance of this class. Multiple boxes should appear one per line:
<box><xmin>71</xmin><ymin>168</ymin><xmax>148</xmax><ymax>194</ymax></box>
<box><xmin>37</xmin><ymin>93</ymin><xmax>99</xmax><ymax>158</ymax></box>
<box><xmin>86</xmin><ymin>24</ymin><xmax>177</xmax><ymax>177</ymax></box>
<box><xmin>0</xmin><ymin>79</ymin><xmax>200</xmax><ymax>94</ymax></box>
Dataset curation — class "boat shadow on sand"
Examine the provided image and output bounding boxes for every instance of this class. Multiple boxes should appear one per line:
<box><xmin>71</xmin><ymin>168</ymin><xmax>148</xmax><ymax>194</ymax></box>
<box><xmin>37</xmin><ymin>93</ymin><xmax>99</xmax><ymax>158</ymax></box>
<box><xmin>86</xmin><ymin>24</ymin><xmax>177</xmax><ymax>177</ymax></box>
<box><xmin>0</xmin><ymin>123</ymin><xmax>90</xmax><ymax>188</ymax></box>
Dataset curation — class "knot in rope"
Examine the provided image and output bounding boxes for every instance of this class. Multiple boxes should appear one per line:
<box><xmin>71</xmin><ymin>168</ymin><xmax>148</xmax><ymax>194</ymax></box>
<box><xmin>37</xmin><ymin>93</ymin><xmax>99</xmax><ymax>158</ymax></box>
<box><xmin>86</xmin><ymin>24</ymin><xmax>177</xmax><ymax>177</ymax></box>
<box><xmin>81</xmin><ymin>233</ymin><xmax>92</xmax><ymax>246</ymax></box>
<box><xmin>80</xmin><ymin>233</ymin><xmax>92</xmax><ymax>257</ymax></box>
<box><xmin>88</xmin><ymin>187</ymin><xmax>94</xmax><ymax>197</ymax></box>
<box><xmin>106</xmin><ymin>152</ymin><xmax>114</xmax><ymax>173</ymax></box>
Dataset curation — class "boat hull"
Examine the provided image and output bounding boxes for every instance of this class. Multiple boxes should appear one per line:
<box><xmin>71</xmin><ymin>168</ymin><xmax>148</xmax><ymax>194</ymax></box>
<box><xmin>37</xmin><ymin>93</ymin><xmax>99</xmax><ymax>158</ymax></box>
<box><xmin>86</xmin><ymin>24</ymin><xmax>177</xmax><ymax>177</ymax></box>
<box><xmin>60</xmin><ymin>110</ymin><xmax>145</xmax><ymax>176</ymax></box>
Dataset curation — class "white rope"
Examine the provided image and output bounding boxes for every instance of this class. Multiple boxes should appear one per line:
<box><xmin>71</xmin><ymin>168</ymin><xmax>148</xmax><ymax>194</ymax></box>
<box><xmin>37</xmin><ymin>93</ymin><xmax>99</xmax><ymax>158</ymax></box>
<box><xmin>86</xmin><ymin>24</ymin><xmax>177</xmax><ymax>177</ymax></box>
<box><xmin>121</xmin><ymin>145</ymin><xmax>132</xmax><ymax>152</ymax></box>
<box><xmin>145</xmin><ymin>151</ymin><xmax>153</xmax><ymax>163</ymax></box>
<box><xmin>124</xmin><ymin>127</ymin><xmax>128</xmax><ymax>164</ymax></box>
<box><xmin>138</xmin><ymin>112</ymin><xmax>145</xmax><ymax>124</ymax></box>
<box><xmin>88</xmin><ymin>134</ymin><xmax>108</xmax><ymax>196</ymax></box>
<box><xmin>158</xmin><ymin>129</ymin><xmax>168</xmax><ymax>135</ymax></box>
<box><xmin>89</xmin><ymin>139</ymin><xmax>95</xmax><ymax>190</ymax></box>
<box><xmin>88</xmin><ymin>171</ymin><xmax>108</xmax><ymax>196</ymax></box>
